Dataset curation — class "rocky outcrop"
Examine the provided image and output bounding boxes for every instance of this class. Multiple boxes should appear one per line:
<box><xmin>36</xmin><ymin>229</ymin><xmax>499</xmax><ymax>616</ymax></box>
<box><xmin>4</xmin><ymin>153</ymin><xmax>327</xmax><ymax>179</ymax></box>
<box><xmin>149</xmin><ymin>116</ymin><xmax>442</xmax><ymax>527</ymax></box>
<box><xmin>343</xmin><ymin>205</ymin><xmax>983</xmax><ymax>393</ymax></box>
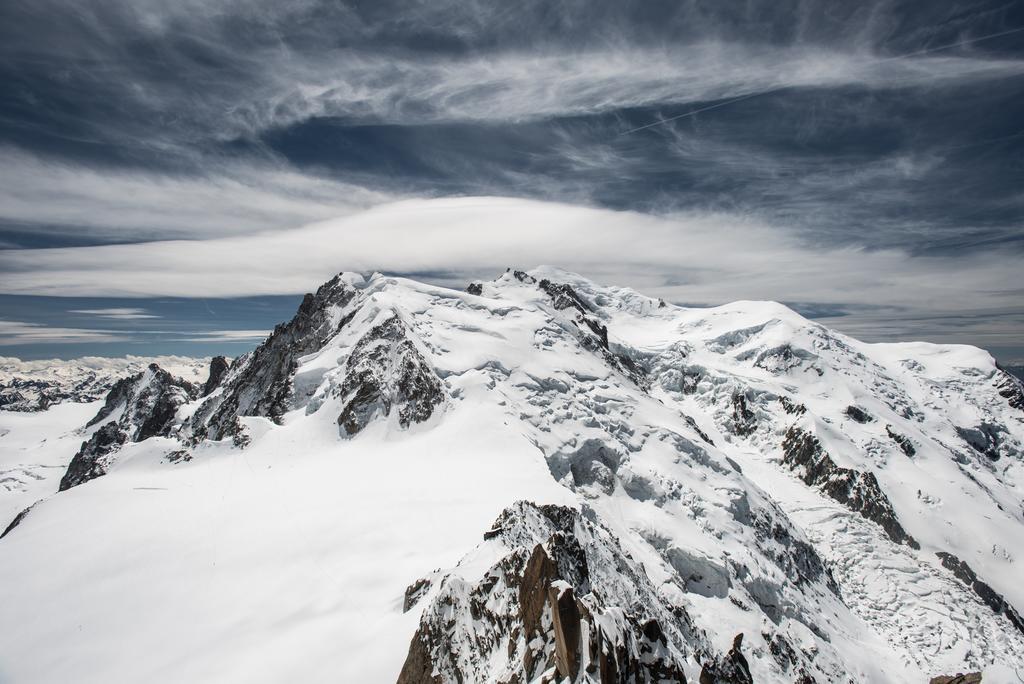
<box><xmin>844</xmin><ymin>405</ymin><xmax>873</xmax><ymax>424</ymax></box>
<box><xmin>202</xmin><ymin>356</ymin><xmax>230</xmax><ymax>396</ymax></box>
<box><xmin>955</xmin><ymin>423</ymin><xmax>1006</xmax><ymax>461</ymax></box>
<box><xmin>397</xmin><ymin>502</ymin><xmax>698</xmax><ymax>684</ymax></box>
<box><xmin>782</xmin><ymin>427</ymin><xmax>918</xmax><ymax>549</ymax></box>
<box><xmin>885</xmin><ymin>425</ymin><xmax>916</xmax><ymax>457</ymax></box>
<box><xmin>466</xmin><ymin>282</ymin><xmax>483</xmax><ymax>296</ymax></box>
<box><xmin>929</xmin><ymin>673</ymin><xmax>982</xmax><ymax>684</ymax></box>
<box><xmin>1</xmin><ymin>503</ymin><xmax>37</xmax><ymax>539</ymax></box>
<box><xmin>60</xmin><ymin>364</ymin><xmax>198</xmax><ymax>490</ymax></box>
<box><xmin>731</xmin><ymin>393</ymin><xmax>757</xmax><ymax>436</ymax></box>
<box><xmin>60</xmin><ymin>423</ymin><xmax>128</xmax><ymax>491</ymax></box>
<box><xmin>187</xmin><ymin>274</ymin><xmax>359</xmax><ymax>441</ymax></box>
<box><xmin>995</xmin><ymin>366</ymin><xmax>1024</xmax><ymax>411</ymax></box>
<box><xmin>336</xmin><ymin>315</ymin><xmax>445</xmax><ymax>436</ymax></box>
<box><xmin>936</xmin><ymin>551</ymin><xmax>1024</xmax><ymax>635</ymax></box>
<box><xmin>699</xmin><ymin>633</ymin><xmax>753</xmax><ymax>684</ymax></box>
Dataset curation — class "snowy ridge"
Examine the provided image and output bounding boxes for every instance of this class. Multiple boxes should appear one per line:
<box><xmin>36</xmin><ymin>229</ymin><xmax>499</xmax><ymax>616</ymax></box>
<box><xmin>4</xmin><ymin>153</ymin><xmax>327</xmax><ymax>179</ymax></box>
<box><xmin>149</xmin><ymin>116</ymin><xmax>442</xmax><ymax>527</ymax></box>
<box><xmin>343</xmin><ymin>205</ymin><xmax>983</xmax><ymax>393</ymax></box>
<box><xmin>0</xmin><ymin>355</ymin><xmax>209</xmax><ymax>412</ymax></box>
<box><xmin>0</xmin><ymin>268</ymin><xmax>1022</xmax><ymax>683</ymax></box>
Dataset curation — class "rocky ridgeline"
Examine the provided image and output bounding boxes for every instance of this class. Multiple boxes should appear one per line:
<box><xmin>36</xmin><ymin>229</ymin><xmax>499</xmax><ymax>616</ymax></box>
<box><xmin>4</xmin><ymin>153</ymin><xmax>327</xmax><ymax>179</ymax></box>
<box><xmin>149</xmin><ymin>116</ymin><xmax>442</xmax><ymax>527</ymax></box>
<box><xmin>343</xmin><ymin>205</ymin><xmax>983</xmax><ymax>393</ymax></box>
<box><xmin>6</xmin><ymin>269</ymin><xmax>1023</xmax><ymax>681</ymax></box>
<box><xmin>184</xmin><ymin>274</ymin><xmax>361</xmax><ymax>442</ymax></box>
<box><xmin>336</xmin><ymin>315</ymin><xmax>444</xmax><ymax>436</ymax></box>
<box><xmin>399</xmin><ymin>502</ymin><xmax>726</xmax><ymax>684</ymax></box>
<box><xmin>60</xmin><ymin>364</ymin><xmax>200</xmax><ymax>490</ymax></box>
<box><xmin>0</xmin><ymin>374</ymin><xmax>113</xmax><ymax>412</ymax></box>
<box><xmin>0</xmin><ymin>356</ymin><xmax>208</xmax><ymax>412</ymax></box>
<box><xmin>781</xmin><ymin>426</ymin><xmax>919</xmax><ymax>549</ymax></box>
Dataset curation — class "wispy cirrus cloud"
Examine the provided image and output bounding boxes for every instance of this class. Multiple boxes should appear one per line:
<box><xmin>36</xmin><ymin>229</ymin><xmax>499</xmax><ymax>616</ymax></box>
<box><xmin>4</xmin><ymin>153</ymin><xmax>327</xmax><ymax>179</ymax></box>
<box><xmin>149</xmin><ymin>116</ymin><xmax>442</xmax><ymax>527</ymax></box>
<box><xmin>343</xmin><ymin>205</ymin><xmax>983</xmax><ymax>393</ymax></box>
<box><xmin>0</xmin><ymin>320</ymin><xmax>128</xmax><ymax>345</ymax></box>
<box><xmin>172</xmin><ymin>330</ymin><xmax>270</xmax><ymax>343</ymax></box>
<box><xmin>68</xmin><ymin>307</ymin><xmax>160</xmax><ymax>320</ymax></box>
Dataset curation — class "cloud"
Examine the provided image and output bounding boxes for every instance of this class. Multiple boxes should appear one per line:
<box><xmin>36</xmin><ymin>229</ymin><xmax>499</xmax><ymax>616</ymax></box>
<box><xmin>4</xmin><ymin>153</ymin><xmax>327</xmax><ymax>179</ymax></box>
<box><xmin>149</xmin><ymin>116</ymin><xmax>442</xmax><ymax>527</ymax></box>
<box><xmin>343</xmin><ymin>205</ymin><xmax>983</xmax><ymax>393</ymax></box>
<box><xmin>69</xmin><ymin>307</ymin><xmax>160</xmax><ymax>320</ymax></box>
<box><xmin>0</xmin><ymin>148</ymin><xmax>397</xmax><ymax>241</ymax></box>
<box><xmin>0</xmin><ymin>196</ymin><xmax>1018</xmax><ymax>348</ymax></box>
<box><xmin>0</xmin><ymin>320</ymin><xmax>129</xmax><ymax>345</ymax></box>
<box><xmin>172</xmin><ymin>330</ymin><xmax>271</xmax><ymax>342</ymax></box>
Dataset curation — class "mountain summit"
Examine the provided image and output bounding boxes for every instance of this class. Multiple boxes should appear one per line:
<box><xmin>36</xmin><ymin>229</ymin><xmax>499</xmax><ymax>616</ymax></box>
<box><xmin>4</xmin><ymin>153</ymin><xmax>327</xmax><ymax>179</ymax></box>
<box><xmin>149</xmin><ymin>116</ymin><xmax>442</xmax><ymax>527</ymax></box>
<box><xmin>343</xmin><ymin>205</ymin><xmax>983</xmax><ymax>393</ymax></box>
<box><xmin>1</xmin><ymin>268</ymin><xmax>1022</xmax><ymax>683</ymax></box>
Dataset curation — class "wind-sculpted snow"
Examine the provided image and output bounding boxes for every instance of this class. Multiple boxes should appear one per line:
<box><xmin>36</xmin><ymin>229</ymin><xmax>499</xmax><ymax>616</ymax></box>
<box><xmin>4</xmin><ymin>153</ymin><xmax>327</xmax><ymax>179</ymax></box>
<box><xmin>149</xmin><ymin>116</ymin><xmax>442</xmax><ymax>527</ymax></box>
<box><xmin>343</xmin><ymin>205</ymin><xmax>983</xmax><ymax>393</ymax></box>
<box><xmin>1</xmin><ymin>268</ymin><xmax>1023</xmax><ymax>683</ymax></box>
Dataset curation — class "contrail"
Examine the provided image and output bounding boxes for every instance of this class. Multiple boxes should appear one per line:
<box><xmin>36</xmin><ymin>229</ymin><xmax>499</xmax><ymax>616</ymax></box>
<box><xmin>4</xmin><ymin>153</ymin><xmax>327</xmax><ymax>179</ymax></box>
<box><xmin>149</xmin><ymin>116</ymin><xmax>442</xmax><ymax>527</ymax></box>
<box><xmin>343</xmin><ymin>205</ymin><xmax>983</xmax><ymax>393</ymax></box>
<box><xmin>619</xmin><ymin>25</ymin><xmax>1024</xmax><ymax>136</ymax></box>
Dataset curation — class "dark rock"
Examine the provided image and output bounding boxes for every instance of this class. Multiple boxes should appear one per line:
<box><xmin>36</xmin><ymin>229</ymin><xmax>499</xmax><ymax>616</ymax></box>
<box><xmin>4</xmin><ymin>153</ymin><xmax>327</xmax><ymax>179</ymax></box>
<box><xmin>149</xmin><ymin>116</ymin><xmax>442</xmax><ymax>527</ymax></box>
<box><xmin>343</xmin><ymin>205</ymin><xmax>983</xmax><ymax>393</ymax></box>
<box><xmin>403</xmin><ymin>578</ymin><xmax>432</xmax><ymax>613</ymax></box>
<box><xmin>336</xmin><ymin>316</ymin><xmax>444</xmax><ymax>436</ymax></box>
<box><xmin>202</xmin><ymin>356</ymin><xmax>230</xmax><ymax>396</ymax></box>
<box><xmin>538</xmin><ymin>279</ymin><xmax>591</xmax><ymax>314</ymax></box>
<box><xmin>398</xmin><ymin>502</ymin><xmax>693</xmax><ymax>684</ymax></box>
<box><xmin>936</xmin><ymin>551</ymin><xmax>1024</xmax><ymax>635</ymax></box>
<box><xmin>995</xmin><ymin>365</ymin><xmax>1024</xmax><ymax>411</ymax></box>
<box><xmin>60</xmin><ymin>422</ymin><xmax>128</xmax><ymax>491</ymax></box>
<box><xmin>699</xmin><ymin>633</ymin><xmax>753</xmax><ymax>684</ymax></box>
<box><xmin>548</xmin><ymin>583</ymin><xmax>581</xmax><ymax>679</ymax></box>
<box><xmin>59</xmin><ymin>364</ymin><xmax>198</xmax><ymax>490</ymax></box>
<box><xmin>512</xmin><ymin>269</ymin><xmax>536</xmax><ymax>284</ymax></box>
<box><xmin>955</xmin><ymin>423</ymin><xmax>1004</xmax><ymax>461</ymax></box>
<box><xmin>782</xmin><ymin>427</ymin><xmax>919</xmax><ymax>549</ymax></box>
<box><xmin>929</xmin><ymin>673</ymin><xmax>982</xmax><ymax>684</ymax></box>
<box><xmin>87</xmin><ymin>364</ymin><xmax>199</xmax><ymax>441</ymax></box>
<box><xmin>1</xmin><ymin>503</ymin><xmax>37</xmax><ymax>539</ymax></box>
<box><xmin>844</xmin><ymin>405</ymin><xmax>873</xmax><ymax>424</ymax></box>
<box><xmin>188</xmin><ymin>273</ymin><xmax>358</xmax><ymax>441</ymax></box>
<box><xmin>885</xmin><ymin>425</ymin><xmax>916</xmax><ymax>457</ymax></box>
<box><xmin>732</xmin><ymin>393</ymin><xmax>757</xmax><ymax>436</ymax></box>
<box><xmin>466</xmin><ymin>282</ymin><xmax>483</xmax><ymax>296</ymax></box>
<box><xmin>779</xmin><ymin>396</ymin><xmax>807</xmax><ymax>416</ymax></box>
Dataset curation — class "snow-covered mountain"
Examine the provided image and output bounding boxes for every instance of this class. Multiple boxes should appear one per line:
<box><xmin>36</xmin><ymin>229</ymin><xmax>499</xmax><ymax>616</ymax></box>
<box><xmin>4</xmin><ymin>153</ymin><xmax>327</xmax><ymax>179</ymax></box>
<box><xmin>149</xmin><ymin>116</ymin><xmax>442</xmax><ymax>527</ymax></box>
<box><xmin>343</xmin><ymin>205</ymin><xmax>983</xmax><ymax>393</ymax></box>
<box><xmin>1</xmin><ymin>268</ymin><xmax>1022</xmax><ymax>684</ymax></box>
<box><xmin>0</xmin><ymin>355</ymin><xmax>210</xmax><ymax>412</ymax></box>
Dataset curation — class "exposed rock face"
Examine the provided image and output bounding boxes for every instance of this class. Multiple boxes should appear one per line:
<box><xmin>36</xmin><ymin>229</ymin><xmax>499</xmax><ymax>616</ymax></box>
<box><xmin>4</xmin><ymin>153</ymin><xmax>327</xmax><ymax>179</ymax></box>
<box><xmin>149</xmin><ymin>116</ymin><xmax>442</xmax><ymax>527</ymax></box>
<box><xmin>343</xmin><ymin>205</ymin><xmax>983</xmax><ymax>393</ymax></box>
<box><xmin>63</xmin><ymin>366</ymin><xmax>198</xmax><ymax>486</ymax></box>
<box><xmin>929</xmin><ymin>673</ymin><xmax>982</xmax><ymax>684</ymax></box>
<box><xmin>844</xmin><ymin>405</ymin><xmax>873</xmax><ymax>424</ymax></box>
<box><xmin>466</xmin><ymin>282</ymin><xmax>483</xmax><ymax>296</ymax></box>
<box><xmin>60</xmin><ymin>423</ymin><xmax>128</xmax><ymax>491</ymax></box>
<box><xmin>534</xmin><ymin>276</ymin><xmax>646</xmax><ymax>389</ymax></box>
<box><xmin>538</xmin><ymin>278</ymin><xmax>592</xmax><ymax>314</ymax></box>
<box><xmin>731</xmin><ymin>393</ymin><xmax>757</xmax><ymax>436</ymax></box>
<box><xmin>955</xmin><ymin>423</ymin><xmax>1006</xmax><ymax>461</ymax></box>
<box><xmin>1</xmin><ymin>503</ymin><xmax>37</xmax><ymax>539</ymax></box>
<box><xmin>336</xmin><ymin>315</ymin><xmax>444</xmax><ymax>436</ymax></box>
<box><xmin>187</xmin><ymin>274</ymin><xmax>359</xmax><ymax>441</ymax></box>
<box><xmin>936</xmin><ymin>552</ymin><xmax>1024</xmax><ymax>635</ymax></box>
<box><xmin>782</xmin><ymin>427</ymin><xmax>918</xmax><ymax>549</ymax></box>
<box><xmin>202</xmin><ymin>356</ymin><xmax>230</xmax><ymax>396</ymax></box>
<box><xmin>995</xmin><ymin>367</ymin><xmax>1024</xmax><ymax>411</ymax></box>
<box><xmin>397</xmin><ymin>502</ymin><xmax>696</xmax><ymax>684</ymax></box>
<box><xmin>59</xmin><ymin>364</ymin><xmax>198</xmax><ymax>491</ymax></box>
<box><xmin>699</xmin><ymin>633</ymin><xmax>753</xmax><ymax>684</ymax></box>
<box><xmin>886</xmin><ymin>425</ymin><xmax>916</xmax><ymax>457</ymax></box>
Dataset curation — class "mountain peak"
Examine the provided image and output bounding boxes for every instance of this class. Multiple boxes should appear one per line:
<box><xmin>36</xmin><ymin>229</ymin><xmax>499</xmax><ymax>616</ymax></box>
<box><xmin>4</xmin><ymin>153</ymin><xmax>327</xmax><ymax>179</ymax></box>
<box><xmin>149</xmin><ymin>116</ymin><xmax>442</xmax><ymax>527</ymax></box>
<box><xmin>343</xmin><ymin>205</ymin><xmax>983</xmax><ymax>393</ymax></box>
<box><xmin>2</xmin><ymin>268</ymin><xmax>1022</xmax><ymax>682</ymax></box>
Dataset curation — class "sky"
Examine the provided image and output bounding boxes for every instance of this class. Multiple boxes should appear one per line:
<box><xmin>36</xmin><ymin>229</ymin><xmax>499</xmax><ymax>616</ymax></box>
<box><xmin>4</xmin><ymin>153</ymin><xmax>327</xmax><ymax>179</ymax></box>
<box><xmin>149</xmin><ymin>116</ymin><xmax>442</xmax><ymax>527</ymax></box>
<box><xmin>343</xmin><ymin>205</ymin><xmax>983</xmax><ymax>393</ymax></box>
<box><xmin>1</xmin><ymin>1</ymin><xmax>1022</xmax><ymax>363</ymax></box>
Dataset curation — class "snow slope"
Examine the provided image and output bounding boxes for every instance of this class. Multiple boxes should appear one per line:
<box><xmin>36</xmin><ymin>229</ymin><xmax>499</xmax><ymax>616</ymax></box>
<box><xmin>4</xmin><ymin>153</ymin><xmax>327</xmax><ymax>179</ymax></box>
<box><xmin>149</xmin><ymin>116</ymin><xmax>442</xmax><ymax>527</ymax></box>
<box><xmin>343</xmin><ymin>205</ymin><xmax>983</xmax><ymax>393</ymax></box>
<box><xmin>1</xmin><ymin>269</ymin><xmax>1022</xmax><ymax>683</ymax></box>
